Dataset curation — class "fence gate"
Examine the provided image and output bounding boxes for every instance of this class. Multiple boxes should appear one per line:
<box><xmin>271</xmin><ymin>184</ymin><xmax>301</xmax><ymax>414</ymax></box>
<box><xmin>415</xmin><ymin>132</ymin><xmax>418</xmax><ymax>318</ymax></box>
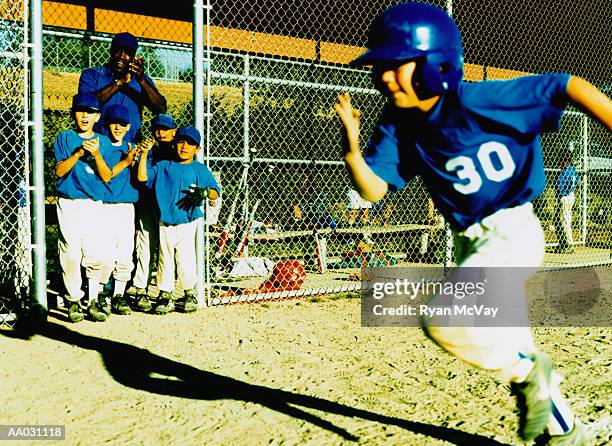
<box><xmin>0</xmin><ymin>0</ymin><xmax>32</xmax><ymax>324</ymax></box>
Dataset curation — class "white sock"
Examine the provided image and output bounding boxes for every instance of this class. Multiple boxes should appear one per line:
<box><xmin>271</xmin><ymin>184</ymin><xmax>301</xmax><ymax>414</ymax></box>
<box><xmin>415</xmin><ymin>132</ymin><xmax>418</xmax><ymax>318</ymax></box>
<box><xmin>507</xmin><ymin>354</ymin><xmax>575</xmax><ymax>436</ymax></box>
<box><xmin>113</xmin><ymin>280</ymin><xmax>127</xmax><ymax>297</ymax></box>
<box><xmin>88</xmin><ymin>278</ymin><xmax>101</xmax><ymax>302</ymax></box>
<box><xmin>547</xmin><ymin>372</ymin><xmax>575</xmax><ymax>436</ymax></box>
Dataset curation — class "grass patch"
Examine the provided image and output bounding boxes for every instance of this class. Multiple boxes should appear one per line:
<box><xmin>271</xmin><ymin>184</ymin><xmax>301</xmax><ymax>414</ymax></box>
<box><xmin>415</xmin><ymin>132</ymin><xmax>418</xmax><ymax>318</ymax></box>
<box><xmin>327</xmin><ymin>292</ymin><xmax>360</xmax><ymax>301</ymax></box>
<box><xmin>308</xmin><ymin>296</ymin><xmax>325</xmax><ymax>303</ymax></box>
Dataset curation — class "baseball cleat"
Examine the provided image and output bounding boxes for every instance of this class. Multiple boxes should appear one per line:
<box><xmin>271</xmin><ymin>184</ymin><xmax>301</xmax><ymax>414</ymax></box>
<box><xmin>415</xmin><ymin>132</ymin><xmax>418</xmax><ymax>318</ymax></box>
<box><xmin>534</xmin><ymin>422</ymin><xmax>591</xmax><ymax>446</ymax></box>
<box><xmin>98</xmin><ymin>292</ymin><xmax>111</xmax><ymax>315</ymax></box>
<box><xmin>67</xmin><ymin>302</ymin><xmax>84</xmax><ymax>323</ymax></box>
<box><xmin>510</xmin><ymin>352</ymin><xmax>553</xmax><ymax>441</ymax></box>
<box><xmin>111</xmin><ymin>295</ymin><xmax>132</xmax><ymax>315</ymax></box>
<box><xmin>130</xmin><ymin>289</ymin><xmax>153</xmax><ymax>312</ymax></box>
<box><xmin>153</xmin><ymin>292</ymin><xmax>175</xmax><ymax>315</ymax></box>
<box><xmin>178</xmin><ymin>290</ymin><xmax>198</xmax><ymax>313</ymax></box>
<box><xmin>87</xmin><ymin>299</ymin><xmax>108</xmax><ymax>322</ymax></box>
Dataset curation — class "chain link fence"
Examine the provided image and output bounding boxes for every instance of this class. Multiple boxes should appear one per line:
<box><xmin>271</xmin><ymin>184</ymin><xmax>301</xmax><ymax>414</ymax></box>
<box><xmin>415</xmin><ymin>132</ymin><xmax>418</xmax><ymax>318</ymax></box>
<box><xmin>2</xmin><ymin>0</ymin><xmax>609</xmax><ymax>312</ymax></box>
<box><xmin>0</xmin><ymin>0</ymin><xmax>31</xmax><ymax>324</ymax></box>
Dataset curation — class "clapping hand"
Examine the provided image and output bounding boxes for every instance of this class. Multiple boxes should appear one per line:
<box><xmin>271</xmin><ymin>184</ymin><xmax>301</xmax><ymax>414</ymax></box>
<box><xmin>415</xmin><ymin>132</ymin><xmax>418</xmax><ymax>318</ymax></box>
<box><xmin>129</xmin><ymin>56</ymin><xmax>145</xmax><ymax>81</ymax></box>
<box><xmin>125</xmin><ymin>143</ymin><xmax>141</xmax><ymax>166</ymax></box>
<box><xmin>81</xmin><ymin>138</ymin><xmax>100</xmax><ymax>156</ymax></box>
<box><xmin>139</xmin><ymin>138</ymin><xmax>155</xmax><ymax>155</ymax></box>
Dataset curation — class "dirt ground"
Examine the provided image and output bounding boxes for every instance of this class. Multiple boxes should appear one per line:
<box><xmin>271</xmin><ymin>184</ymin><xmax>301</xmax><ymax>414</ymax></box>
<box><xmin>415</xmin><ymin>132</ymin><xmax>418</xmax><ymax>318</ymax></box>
<box><xmin>1</xmin><ymin>291</ymin><xmax>610</xmax><ymax>446</ymax></box>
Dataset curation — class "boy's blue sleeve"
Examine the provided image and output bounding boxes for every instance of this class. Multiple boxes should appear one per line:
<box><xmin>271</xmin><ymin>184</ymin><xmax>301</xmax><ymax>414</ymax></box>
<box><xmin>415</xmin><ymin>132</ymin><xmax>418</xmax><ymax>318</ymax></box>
<box><xmin>78</xmin><ymin>68</ymin><xmax>98</xmax><ymax>94</ymax></box>
<box><xmin>53</xmin><ymin>132</ymin><xmax>68</xmax><ymax>163</ymax></box>
<box><xmin>364</xmin><ymin>121</ymin><xmax>411</xmax><ymax>192</ymax></box>
<box><xmin>96</xmin><ymin>135</ymin><xmax>113</xmax><ymax>163</ymax></box>
<box><xmin>463</xmin><ymin>73</ymin><xmax>572</xmax><ymax>134</ymax></box>
<box><xmin>145</xmin><ymin>164</ymin><xmax>159</xmax><ymax>189</ymax></box>
<box><xmin>198</xmin><ymin>166</ymin><xmax>221</xmax><ymax>193</ymax></box>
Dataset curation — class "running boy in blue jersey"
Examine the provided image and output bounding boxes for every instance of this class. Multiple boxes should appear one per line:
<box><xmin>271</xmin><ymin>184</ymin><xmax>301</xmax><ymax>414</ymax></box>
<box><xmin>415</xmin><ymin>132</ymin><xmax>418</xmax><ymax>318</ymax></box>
<box><xmin>335</xmin><ymin>3</ymin><xmax>612</xmax><ymax>445</ymax></box>
<box><xmin>98</xmin><ymin>104</ymin><xmax>140</xmax><ymax>316</ymax></box>
<box><xmin>54</xmin><ymin>93</ymin><xmax>113</xmax><ymax>323</ymax></box>
<box><xmin>129</xmin><ymin>113</ymin><xmax>177</xmax><ymax>310</ymax></box>
<box><xmin>137</xmin><ymin>126</ymin><xmax>220</xmax><ymax>314</ymax></box>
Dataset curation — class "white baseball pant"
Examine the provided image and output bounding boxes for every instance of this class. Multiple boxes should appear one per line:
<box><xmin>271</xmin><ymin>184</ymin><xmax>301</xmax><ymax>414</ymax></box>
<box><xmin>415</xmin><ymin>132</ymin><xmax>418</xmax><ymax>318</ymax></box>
<box><xmin>99</xmin><ymin>202</ymin><xmax>135</xmax><ymax>285</ymax></box>
<box><xmin>556</xmin><ymin>192</ymin><xmax>575</xmax><ymax>247</ymax></box>
<box><xmin>56</xmin><ymin>198</ymin><xmax>107</xmax><ymax>302</ymax></box>
<box><xmin>423</xmin><ymin>202</ymin><xmax>575</xmax><ymax>435</ymax></box>
<box><xmin>157</xmin><ymin>219</ymin><xmax>198</xmax><ymax>293</ymax></box>
<box><xmin>132</xmin><ymin>201</ymin><xmax>159</xmax><ymax>290</ymax></box>
<box><xmin>423</xmin><ymin>202</ymin><xmax>543</xmax><ymax>376</ymax></box>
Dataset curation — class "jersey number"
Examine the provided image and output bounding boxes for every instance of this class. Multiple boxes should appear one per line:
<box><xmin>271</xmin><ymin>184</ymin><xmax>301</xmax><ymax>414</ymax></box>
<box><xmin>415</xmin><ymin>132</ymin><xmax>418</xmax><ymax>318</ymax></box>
<box><xmin>445</xmin><ymin>142</ymin><xmax>516</xmax><ymax>195</ymax></box>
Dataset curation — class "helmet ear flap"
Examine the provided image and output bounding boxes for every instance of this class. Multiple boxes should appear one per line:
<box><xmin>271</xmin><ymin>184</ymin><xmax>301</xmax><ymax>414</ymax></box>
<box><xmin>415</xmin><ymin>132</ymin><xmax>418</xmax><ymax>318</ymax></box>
<box><xmin>439</xmin><ymin>62</ymin><xmax>452</xmax><ymax>74</ymax></box>
<box><xmin>352</xmin><ymin>3</ymin><xmax>464</xmax><ymax>96</ymax></box>
<box><xmin>409</xmin><ymin>57</ymin><xmax>430</xmax><ymax>100</ymax></box>
<box><xmin>420</xmin><ymin>51</ymin><xmax>464</xmax><ymax>96</ymax></box>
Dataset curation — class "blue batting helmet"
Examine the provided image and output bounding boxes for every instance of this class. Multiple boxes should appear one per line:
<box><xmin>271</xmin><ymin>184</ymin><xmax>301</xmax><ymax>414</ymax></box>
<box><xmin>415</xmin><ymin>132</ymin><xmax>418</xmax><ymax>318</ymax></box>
<box><xmin>351</xmin><ymin>2</ymin><xmax>463</xmax><ymax>96</ymax></box>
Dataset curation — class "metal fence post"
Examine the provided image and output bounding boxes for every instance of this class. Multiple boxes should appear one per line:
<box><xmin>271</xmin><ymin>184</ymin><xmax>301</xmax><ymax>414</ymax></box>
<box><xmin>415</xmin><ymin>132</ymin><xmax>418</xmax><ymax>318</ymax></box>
<box><xmin>30</xmin><ymin>0</ymin><xmax>47</xmax><ymax>312</ymax></box>
<box><xmin>194</xmin><ymin>0</ymin><xmax>206</xmax><ymax>306</ymax></box>
<box><xmin>582</xmin><ymin>115</ymin><xmax>588</xmax><ymax>247</ymax></box>
<box><xmin>242</xmin><ymin>54</ymin><xmax>251</xmax><ymax>253</ymax></box>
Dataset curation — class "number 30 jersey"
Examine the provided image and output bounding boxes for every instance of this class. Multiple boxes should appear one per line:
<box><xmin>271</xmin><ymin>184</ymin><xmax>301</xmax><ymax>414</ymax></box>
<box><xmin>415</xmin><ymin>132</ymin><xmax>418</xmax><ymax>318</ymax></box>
<box><xmin>365</xmin><ymin>73</ymin><xmax>571</xmax><ymax>231</ymax></box>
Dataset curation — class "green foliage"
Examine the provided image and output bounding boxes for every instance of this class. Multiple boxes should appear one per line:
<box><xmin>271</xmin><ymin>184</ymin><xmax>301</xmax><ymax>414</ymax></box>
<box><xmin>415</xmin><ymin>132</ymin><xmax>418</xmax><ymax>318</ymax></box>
<box><xmin>178</xmin><ymin>68</ymin><xmax>193</xmax><ymax>82</ymax></box>
<box><xmin>139</xmin><ymin>46</ymin><xmax>166</xmax><ymax>79</ymax></box>
<box><xmin>43</xmin><ymin>109</ymin><xmax>72</xmax><ymax>197</ymax></box>
<box><xmin>43</xmin><ymin>36</ymin><xmax>87</xmax><ymax>72</ymax></box>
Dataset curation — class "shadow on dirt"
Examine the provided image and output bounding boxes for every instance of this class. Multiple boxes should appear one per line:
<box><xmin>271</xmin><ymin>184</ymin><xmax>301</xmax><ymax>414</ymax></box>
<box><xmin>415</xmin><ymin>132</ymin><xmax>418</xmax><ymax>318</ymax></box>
<box><xmin>1</xmin><ymin>322</ymin><xmax>510</xmax><ymax>445</ymax></box>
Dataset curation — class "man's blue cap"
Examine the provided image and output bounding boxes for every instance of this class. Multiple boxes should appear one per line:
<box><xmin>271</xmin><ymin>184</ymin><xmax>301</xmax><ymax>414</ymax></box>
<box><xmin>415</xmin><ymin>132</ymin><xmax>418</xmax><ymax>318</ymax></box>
<box><xmin>111</xmin><ymin>32</ymin><xmax>138</xmax><ymax>54</ymax></box>
<box><xmin>175</xmin><ymin>126</ymin><xmax>201</xmax><ymax>146</ymax></box>
<box><xmin>104</xmin><ymin>104</ymin><xmax>130</xmax><ymax>125</ymax></box>
<box><xmin>72</xmin><ymin>92</ymin><xmax>100</xmax><ymax>112</ymax></box>
<box><xmin>151</xmin><ymin>113</ymin><xmax>176</xmax><ymax>130</ymax></box>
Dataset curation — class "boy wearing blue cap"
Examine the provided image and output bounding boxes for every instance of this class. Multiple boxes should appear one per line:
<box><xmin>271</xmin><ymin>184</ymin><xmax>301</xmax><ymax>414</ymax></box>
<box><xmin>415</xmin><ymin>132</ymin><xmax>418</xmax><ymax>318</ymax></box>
<box><xmin>137</xmin><ymin>126</ymin><xmax>220</xmax><ymax>314</ymax></box>
<box><xmin>78</xmin><ymin>31</ymin><xmax>167</xmax><ymax>143</ymax></box>
<box><xmin>129</xmin><ymin>113</ymin><xmax>177</xmax><ymax>310</ymax></box>
<box><xmin>97</xmin><ymin>104</ymin><xmax>141</xmax><ymax>316</ymax></box>
<box><xmin>335</xmin><ymin>3</ymin><xmax>611</xmax><ymax>444</ymax></box>
<box><xmin>54</xmin><ymin>92</ymin><xmax>113</xmax><ymax>323</ymax></box>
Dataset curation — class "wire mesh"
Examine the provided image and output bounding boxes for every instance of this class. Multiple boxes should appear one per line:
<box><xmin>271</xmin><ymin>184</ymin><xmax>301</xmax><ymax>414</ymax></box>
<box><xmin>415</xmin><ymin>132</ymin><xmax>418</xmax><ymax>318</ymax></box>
<box><xmin>0</xmin><ymin>0</ymin><xmax>30</xmax><ymax>324</ymax></box>
<box><xmin>9</xmin><ymin>0</ymin><xmax>609</xmax><ymax>309</ymax></box>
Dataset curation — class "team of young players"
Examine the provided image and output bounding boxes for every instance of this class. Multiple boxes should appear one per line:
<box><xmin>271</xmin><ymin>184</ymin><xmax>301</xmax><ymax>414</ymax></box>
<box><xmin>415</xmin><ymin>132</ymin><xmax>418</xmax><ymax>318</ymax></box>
<box><xmin>54</xmin><ymin>92</ymin><xmax>219</xmax><ymax>322</ymax></box>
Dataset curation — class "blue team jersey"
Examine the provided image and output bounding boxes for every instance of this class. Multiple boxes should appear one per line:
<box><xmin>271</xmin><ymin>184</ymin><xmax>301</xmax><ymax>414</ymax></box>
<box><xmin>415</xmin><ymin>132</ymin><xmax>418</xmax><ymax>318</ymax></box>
<box><xmin>146</xmin><ymin>160</ymin><xmax>221</xmax><ymax>225</ymax></box>
<box><xmin>54</xmin><ymin>130</ymin><xmax>112</xmax><ymax>201</ymax></box>
<box><xmin>365</xmin><ymin>73</ymin><xmax>571</xmax><ymax>230</ymax></box>
<box><xmin>557</xmin><ymin>166</ymin><xmax>578</xmax><ymax>197</ymax></box>
<box><xmin>104</xmin><ymin>141</ymin><xmax>139</xmax><ymax>203</ymax></box>
<box><xmin>78</xmin><ymin>65</ymin><xmax>163</xmax><ymax>143</ymax></box>
<box><xmin>137</xmin><ymin>142</ymin><xmax>175</xmax><ymax>206</ymax></box>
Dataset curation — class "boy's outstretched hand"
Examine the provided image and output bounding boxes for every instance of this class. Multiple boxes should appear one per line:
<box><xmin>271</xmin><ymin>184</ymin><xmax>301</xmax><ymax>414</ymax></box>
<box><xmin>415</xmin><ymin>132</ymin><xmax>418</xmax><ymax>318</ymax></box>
<box><xmin>177</xmin><ymin>186</ymin><xmax>210</xmax><ymax>210</ymax></box>
<box><xmin>335</xmin><ymin>93</ymin><xmax>361</xmax><ymax>156</ymax></box>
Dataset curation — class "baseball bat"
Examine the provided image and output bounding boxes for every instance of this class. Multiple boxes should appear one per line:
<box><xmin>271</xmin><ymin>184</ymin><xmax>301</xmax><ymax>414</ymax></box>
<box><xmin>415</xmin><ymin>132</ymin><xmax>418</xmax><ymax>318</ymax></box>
<box><xmin>314</xmin><ymin>230</ymin><xmax>328</xmax><ymax>273</ymax></box>
<box><xmin>215</xmin><ymin>169</ymin><xmax>247</xmax><ymax>258</ymax></box>
<box><xmin>234</xmin><ymin>199</ymin><xmax>260</xmax><ymax>257</ymax></box>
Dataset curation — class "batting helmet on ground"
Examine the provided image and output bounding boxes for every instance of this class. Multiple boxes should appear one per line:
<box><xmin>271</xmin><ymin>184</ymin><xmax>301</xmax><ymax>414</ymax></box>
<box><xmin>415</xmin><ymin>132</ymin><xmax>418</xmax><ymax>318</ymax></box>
<box><xmin>351</xmin><ymin>2</ymin><xmax>463</xmax><ymax>97</ymax></box>
<box><xmin>255</xmin><ymin>259</ymin><xmax>306</xmax><ymax>293</ymax></box>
